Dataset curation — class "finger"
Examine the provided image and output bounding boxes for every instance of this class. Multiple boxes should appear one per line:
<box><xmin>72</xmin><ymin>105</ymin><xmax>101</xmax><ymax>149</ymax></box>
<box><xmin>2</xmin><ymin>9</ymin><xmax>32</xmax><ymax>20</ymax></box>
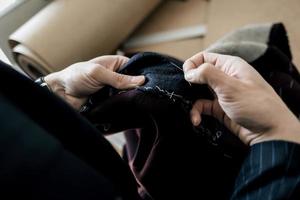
<box><xmin>183</xmin><ymin>52</ymin><xmax>204</xmax><ymax>72</ymax></box>
<box><xmin>89</xmin><ymin>55</ymin><xmax>129</xmax><ymax>71</ymax></box>
<box><xmin>190</xmin><ymin>99</ymin><xmax>215</xmax><ymax>126</ymax></box>
<box><xmin>183</xmin><ymin>52</ymin><xmax>231</xmax><ymax>73</ymax></box>
<box><xmin>95</xmin><ymin>67</ymin><xmax>145</xmax><ymax>89</ymax></box>
<box><xmin>191</xmin><ymin>99</ymin><xmax>241</xmax><ymax>138</ymax></box>
<box><xmin>192</xmin><ymin>98</ymin><xmax>224</xmax><ymax>119</ymax></box>
<box><xmin>184</xmin><ymin>63</ymin><xmax>238</xmax><ymax>92</ymax></box>
<box><xmin>190</xmin><ymin>105</ymin><xmax>202</xmax><ymax>126</ymax></box>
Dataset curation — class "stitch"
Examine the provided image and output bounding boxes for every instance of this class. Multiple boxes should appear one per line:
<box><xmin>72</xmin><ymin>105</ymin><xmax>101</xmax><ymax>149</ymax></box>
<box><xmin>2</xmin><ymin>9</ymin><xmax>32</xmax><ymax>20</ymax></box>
<box><xmin>216</xmin><ymin>131</ymin><xmax>223</xmax><ymax>139</ymax></box>
<box><xmin>142</xmin><ymin>85</ymin><xmax>192</xmax><ymax>112</ymax></box>
<box><xmin>143</xmin><ymin>86</ymin><xmax>153</xmax><ymax>90</ymax></box>
<box><xmin>96</xmin><ymin>123</ymin><xmax>111</xmax><ymax>132</ymax></box>
<box><xmin>118</xmin><ymin>90</ymin><xmax>127</xmax><ymax>94</ymax></box>
<box><xmin>211</xmin><ymin>142</ymin><xmax>218</xmax><ymax>146</ymax></box>
<box><xmin>212</xmin><ymin>134</ymin><xmax>217</xmax><ymax>141</ymax></box>
<box><xmin>196</xmin><ymin>126</ymin><xmax>222</xmax><ymax>146</ymax></box>
<box><xmin>155</xmin><ymin>86</ymin><xmax>184</xmax><ymax>99</ymax></box>
<box><xmin>169</xmin><ymin>91</ymin><xmax>174</xmax><ymax>99</ymax></box>
<box><xmin>155</xmin><ymin>85</ymin><xmax>164</xmax><ymax>92</ymax></box>
<box><xmin>103</xmin><ymin>124</ymin><xmax>111</xmax><ymax>131</ymax></box>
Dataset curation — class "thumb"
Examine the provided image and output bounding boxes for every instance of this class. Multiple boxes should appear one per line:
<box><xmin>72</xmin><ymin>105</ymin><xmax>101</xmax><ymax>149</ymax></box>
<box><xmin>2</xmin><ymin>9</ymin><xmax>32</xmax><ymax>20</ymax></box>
<box><xmin>103</xmin><ymin>69</ymin><xmax>145</xmax><ymax>89</ymax></box>
<box><xmin>184</xmin><ymin>63</ymin><xmax>236</xmax><ymax>91</ymax></box>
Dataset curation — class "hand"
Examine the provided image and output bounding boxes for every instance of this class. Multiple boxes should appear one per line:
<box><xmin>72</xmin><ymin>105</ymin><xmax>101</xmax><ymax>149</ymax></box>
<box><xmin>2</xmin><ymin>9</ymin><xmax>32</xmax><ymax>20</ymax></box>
<box><xmin>44</xmin><ymin>55</ymin><xmax>145</xmax><ymax>110</ymax></box>
<box><xmin>183</xmin><ymin>52</ymin><xmax>300</xmax><ymax>146</ymax></box>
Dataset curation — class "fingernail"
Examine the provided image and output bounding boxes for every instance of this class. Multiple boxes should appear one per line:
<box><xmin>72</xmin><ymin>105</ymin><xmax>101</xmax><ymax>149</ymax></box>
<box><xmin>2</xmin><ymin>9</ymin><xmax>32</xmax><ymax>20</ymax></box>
<box><xmin>185</xmin><ymin>71</ymin><xmax>194</xmax><ymax>81</ymax></box>
<box><xmin>191</xmin><ymin>114</ymin><xmax>200</xmax><ymax>126</ymax></box>
<box><xmin>131</xmin><ymin>76</ymin><xmax>145</xmax><ymax>84</ymax></box>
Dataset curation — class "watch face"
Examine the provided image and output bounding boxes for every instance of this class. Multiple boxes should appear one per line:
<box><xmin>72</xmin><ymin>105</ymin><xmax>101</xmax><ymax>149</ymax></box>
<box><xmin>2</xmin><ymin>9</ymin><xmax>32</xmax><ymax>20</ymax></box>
<box><xmin>35</xmin><ymin>78</ymin><xmax>51</xmax><ymax>91</ymax></box>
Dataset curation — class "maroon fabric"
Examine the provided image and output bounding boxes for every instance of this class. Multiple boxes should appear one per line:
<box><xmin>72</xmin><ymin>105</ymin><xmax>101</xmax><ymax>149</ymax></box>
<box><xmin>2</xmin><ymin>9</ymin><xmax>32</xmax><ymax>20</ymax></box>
<box><xmin>84</xmin><ymin>23</ymin><xmax>300</xmax><ymax>200</ymax></box>
<box><xmin>85</xmin><ymin>88</ymin><xmax>244</xmax><ymax>200</ymax></box>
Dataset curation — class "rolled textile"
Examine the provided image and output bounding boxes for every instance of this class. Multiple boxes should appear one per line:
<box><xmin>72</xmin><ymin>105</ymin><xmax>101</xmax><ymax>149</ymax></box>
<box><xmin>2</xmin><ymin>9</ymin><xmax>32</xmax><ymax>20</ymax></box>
<box><xmin>9</xmin><ymin>0</ymin><xmax>161</xmax><ymax>79</ymax></box>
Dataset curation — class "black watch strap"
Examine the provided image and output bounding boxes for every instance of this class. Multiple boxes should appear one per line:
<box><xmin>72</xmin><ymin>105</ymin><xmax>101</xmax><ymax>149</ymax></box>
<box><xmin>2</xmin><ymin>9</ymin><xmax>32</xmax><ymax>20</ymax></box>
<box><xmin>35</xmin><ymin>77</ymin><xmax>52</xmax><ymax>91</ymax></box>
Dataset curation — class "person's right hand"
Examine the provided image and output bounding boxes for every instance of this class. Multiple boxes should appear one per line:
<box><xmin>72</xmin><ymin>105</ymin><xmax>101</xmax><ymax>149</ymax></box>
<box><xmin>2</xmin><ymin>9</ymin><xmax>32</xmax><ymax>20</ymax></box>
<box><xmin>183</xmin><ymin>52</ymin><xmax>300</xmax><ymax>146</ymax></box>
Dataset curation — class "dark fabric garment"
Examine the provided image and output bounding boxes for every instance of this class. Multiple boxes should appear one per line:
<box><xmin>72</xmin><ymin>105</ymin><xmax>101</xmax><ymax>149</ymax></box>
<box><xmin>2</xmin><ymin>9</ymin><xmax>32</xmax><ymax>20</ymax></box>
<box><xmin>85</xmin><ymin>88</ymin><xmax>245</xmax><ymax>199</ymax></box>
<box><xmin>0</xmin><ymin>61</ymin><xmax>140</xmax><ymax>200</ymax></box>
<box><xmin>252</xmin><ymin>46</ymin><xmax>300</xmax><ymax>116</ymax></box>
<box><xmin>268</xmin><ymin>23</ymin><xmax>292</xmax><ymax>60</ymax></box>
<box><xmin>85</xmin><ymin>53</ymin><xmax>248</xmax><ymax>199</ymax></box>
<box><xmin>231</xmin><ymin>141</ymin><xmax>300</xmax><ymax>200</ymax></box>
<box><xmin>0</xmin><ymin>93</ymin><xmax>115</xmax><ymax>200</ymax></box>
<box><xmin>84</xmin><ymin>23</ymin><xmax>300</xmax><ymax>199</ymax></box>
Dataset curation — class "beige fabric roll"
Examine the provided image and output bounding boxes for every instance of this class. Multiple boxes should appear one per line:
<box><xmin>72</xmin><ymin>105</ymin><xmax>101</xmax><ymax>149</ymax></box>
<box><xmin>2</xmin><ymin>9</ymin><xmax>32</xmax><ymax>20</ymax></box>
<box><xmin>9</xmin><ymin>0</ymin><xmax>161</xmax><ymax>78</ymax></box>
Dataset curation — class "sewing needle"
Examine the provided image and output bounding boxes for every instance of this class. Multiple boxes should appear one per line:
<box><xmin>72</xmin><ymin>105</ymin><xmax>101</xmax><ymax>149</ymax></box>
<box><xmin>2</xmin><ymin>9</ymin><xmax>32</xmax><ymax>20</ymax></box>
<box><xmin>169</xmin><ymin>61</ymin><xmax>192</xmax><ymax>86</ymax></box>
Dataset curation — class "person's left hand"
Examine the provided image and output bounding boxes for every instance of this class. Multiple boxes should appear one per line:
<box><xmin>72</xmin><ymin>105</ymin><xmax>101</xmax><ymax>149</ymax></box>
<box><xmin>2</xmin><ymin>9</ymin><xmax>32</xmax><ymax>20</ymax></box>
<box><xmin>44</xmin><ymin>55</ymin><xmax>145</xmax><ymax>110</ymax></box>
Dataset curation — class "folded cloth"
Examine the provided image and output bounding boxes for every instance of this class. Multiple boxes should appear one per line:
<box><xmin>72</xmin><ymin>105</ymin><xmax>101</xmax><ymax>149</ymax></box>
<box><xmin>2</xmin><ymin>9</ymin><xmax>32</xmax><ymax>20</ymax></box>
<box><xmin>84</xmin><ymin>23</ymin><xmax>300</xmax><ymax>200</ymax></box>
<box><xmin>84</xmin><ymin>52</ymin><xmax>246</xmax><ymax>199</ymax></box>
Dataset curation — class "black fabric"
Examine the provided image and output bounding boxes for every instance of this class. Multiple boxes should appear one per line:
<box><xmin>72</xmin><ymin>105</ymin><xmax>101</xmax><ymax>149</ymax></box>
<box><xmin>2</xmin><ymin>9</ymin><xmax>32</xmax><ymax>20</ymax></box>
<box><xmin>252</xmin><ymin>46</ymin><xmax>300</xmax><ymax>116</ymax></box>
<box><xmin>0</xmin><ymin>94</ymin><xmax>115</xmax><ymax>200</ymax></box>
<box><xmin>0</xmin><ymin>61</ymin><xmax>140</xmax><ymax>200</ymax></box>
<box><xmin>85</xmin><ymin>53</ymin><xmax>248</xmax><ymax>200</ymax></box>
<box><xmin>85</xmin><ymin>88</ymin><xmax>244</xmax><ymax>200</ymax></box>
<box><xmin>86</xmin><ymin>52</ymin><xmax>246</xmax><ymax>155</ymax></box>
<box><xmin>268</xmin><ymin>23</ymin><xmax>292</xmax><ymax>60</ymax></box>
<box><xmin>84</xmin><ymin>23</ymin><xmax>300</xmax><ymax>200</ymax></box>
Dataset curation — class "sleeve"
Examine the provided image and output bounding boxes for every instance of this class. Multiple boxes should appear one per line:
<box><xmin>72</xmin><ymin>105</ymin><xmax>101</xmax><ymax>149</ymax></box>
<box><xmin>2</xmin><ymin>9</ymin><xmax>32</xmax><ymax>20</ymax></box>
<box><xmin>231</xmin><ymin>141</ymin><xmax>300</xmax><ymax>200</ymax></box>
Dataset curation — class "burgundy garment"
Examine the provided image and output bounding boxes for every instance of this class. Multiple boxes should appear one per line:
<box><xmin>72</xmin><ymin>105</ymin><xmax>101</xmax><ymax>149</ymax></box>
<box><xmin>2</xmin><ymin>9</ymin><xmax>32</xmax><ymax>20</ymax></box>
<box><xmin>85</xmin><ymin>90</ymin><xmax>245</xmax><ymax>200</ymax></box>
<box><xmin>84</xmin><ymin>52</ymin><xmax>248</xmax><ymax>200</ymax></box>
<box><xmin>84</xmin><ymin>23</ymin><xmax>300</xmax><ymax>200</ymax></box>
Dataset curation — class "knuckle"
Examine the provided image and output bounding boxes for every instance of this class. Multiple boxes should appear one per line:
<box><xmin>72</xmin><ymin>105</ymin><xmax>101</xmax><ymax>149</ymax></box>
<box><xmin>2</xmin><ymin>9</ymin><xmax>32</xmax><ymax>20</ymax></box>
<box><xmin>199</xmin><ymin>63</ymin><xmax>212</xmax><ymax>75</ymax></box>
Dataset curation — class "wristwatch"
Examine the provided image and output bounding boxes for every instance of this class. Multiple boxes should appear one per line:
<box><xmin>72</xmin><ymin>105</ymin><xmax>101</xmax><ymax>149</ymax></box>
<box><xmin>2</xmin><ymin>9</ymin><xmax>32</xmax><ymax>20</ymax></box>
<box><xmin>35</xmin><ymin>77</ymin><xmax>52</xmax><ymax>91</ymax></box>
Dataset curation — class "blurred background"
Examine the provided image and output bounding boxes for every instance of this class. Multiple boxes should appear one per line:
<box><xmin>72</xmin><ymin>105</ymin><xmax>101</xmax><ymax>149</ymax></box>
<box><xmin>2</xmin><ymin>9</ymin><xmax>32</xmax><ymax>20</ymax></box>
<box><xmin>0</xmin><ymin>0</ymin><xmax>299</xmax><ymax>74</ymax></box>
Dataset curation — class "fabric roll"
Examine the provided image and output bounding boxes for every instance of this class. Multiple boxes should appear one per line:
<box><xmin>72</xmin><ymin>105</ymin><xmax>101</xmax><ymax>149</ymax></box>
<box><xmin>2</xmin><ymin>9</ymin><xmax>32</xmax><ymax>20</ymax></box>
<box><xmin>9</xmin><ymin>0</ymin><xmax>161</xmax><ymax>79</ymax></box>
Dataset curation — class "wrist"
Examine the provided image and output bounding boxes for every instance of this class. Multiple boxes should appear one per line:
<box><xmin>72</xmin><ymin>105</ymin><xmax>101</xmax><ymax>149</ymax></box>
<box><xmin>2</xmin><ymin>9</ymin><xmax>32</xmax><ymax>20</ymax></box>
<box><xmin>44</xmin><ymin>72</ymin><xmax>64</xmax><ymax>95</ymax></box>
<box><xmin>250</xmin><ymin>115</ymin><xmax>300</xmax><ymax>146</ymax></box>
<box><xmin>35</xmin><ymin>76</ymin><xmax>52</xmax><ymax>91</ymax></box>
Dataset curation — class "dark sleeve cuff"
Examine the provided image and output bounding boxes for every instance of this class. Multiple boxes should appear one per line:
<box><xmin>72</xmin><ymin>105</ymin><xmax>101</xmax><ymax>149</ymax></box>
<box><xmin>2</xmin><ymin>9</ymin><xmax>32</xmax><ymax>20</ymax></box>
<box><xmin>231</xmin><ymin>140</ymin><xmax>300</xmax><ymax>199</ymax></box>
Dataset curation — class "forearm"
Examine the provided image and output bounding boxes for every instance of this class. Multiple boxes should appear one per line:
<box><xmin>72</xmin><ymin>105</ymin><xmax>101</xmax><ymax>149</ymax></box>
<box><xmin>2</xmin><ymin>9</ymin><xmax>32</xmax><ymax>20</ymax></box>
<box><xmin>231</xmin><ymin>140</ymin><xmax>300</xmax><ymax>200</ymax></box>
